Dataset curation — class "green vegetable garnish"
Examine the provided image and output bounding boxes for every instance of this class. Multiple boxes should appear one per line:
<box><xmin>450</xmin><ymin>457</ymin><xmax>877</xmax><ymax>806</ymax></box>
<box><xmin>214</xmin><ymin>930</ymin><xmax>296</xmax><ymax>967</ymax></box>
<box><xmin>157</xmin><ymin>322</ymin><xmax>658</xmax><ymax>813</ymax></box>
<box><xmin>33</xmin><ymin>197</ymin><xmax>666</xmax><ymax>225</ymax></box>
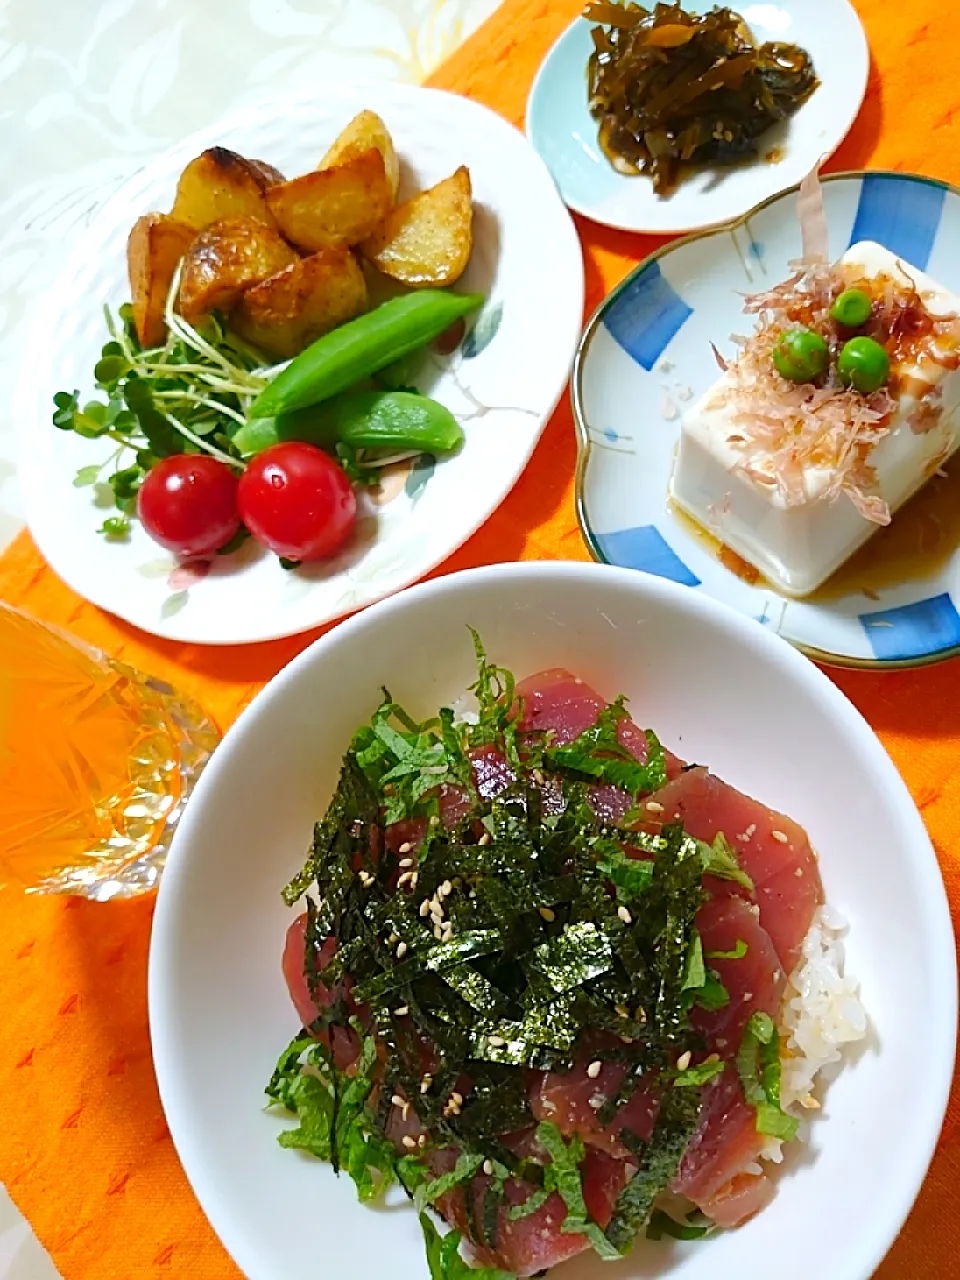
<box><xmin>837</xmin><ymin>335</ymin><xmax>890</xmax><ymax>394</ymax></box>
<box><xmin>772</xmin><ymin>326</ymin><xmax>829</xmax><ymax>383</ymax></box>
<box><xmin>231</xmin><ymin>390</ymin><xmax>464</xmax><ymax>461</ymax></box>
<box><xmin>830</xmin><ymin>287</ymin><xmax>873</xmax><ymax>328</ymax></box>
<box><xmin>249</xmin><ymin>290</ymin><xmax>484</xmax><ymax>419</ymax></box>
<box><xmin>736</xmin><ymin>1011</ymin><xmax>799</xmax><ymax>1142</ymax></box>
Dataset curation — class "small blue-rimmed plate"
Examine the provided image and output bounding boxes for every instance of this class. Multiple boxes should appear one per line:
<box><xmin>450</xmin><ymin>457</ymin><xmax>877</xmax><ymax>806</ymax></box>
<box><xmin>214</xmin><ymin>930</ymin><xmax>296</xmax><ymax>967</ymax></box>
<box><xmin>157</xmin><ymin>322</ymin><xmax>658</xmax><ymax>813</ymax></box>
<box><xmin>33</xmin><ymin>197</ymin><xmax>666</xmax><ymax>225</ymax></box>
<box><xmin>574</xmin><ymin>170</ymin><xmax>960</xmax><ymax>669</ymax></box>
<box><xmin>527</xmin><ymin>0</ymin><xmax>868</xmax><ymax>235</ymax></box>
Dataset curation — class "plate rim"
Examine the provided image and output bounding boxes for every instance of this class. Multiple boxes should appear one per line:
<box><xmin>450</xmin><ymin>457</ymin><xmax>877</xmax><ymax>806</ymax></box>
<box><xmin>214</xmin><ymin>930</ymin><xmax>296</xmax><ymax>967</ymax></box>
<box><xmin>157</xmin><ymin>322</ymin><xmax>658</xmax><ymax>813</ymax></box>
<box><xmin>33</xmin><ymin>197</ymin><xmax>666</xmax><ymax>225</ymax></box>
<box><xmin>18</xmin><ymin>81</ymin><xmax>585</xmax><ymax>647</ymax></box>
<box><xmin>524</xmin><ymin>1</ymin><xmax>870</xmax><ymax>236</ymax></box>
<box><xmin>571</xmin><ymin>167</ymin><xmax>960</xmax><ymax>671</ymax></box>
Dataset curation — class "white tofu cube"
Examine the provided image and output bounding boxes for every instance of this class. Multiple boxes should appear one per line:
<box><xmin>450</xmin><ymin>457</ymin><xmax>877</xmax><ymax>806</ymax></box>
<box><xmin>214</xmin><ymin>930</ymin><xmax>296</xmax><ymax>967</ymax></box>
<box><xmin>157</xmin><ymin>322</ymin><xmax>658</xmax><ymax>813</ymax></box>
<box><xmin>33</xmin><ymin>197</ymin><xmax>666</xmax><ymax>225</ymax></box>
<box><xmin>671</xmin><ymin>242</ymin><xmax>960</xmax><ymax>597</ymax></box>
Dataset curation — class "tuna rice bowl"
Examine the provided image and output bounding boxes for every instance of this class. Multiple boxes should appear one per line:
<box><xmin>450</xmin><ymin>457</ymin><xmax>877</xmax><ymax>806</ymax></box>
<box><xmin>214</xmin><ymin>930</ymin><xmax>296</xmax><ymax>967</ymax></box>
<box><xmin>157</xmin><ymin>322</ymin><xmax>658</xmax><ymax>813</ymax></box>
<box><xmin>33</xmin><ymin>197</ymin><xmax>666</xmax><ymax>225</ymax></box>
<box><xmin>267</xmin><ymin>633</ymin><xmax>867</xmax><ymax>1277</ymax></box>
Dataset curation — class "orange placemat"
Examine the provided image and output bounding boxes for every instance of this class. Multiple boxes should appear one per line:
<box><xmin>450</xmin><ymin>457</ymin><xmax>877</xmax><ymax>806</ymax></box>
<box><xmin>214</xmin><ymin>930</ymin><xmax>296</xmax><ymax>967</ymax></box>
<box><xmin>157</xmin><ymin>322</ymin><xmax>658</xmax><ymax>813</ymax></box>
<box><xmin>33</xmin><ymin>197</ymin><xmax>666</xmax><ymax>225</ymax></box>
<box><xmin>2</xmin><ymin>1</ymin><xmax>959</xmax><ymax>1275</ymax></box>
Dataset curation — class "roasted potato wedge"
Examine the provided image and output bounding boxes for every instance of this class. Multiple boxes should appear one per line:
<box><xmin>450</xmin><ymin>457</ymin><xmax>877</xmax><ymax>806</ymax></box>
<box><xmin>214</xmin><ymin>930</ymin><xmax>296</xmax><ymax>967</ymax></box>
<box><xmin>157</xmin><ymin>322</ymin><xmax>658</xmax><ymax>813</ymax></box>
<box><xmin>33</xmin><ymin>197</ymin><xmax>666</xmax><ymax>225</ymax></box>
<box><xmin>319</xmin><ymin>110</ymin><xmax>400</xmax><ymax>201</ymax></box>
<box><xmin>265</xmin><ymin>148</ymin><xmax>393</xmax><ymax>252</ymax></box>
<box><xmin>170</xmin><ymin>147</ymin><xmax>285</xmax><ymax>232</ymax></box>
<box><xmin>127</xmin><ymin>213</ymin><xmax>196</xmax><ymax>349</ymax></box>
<box><xmin>231</xmin><ymin>248</ymin><xmax>369</xmax><ymax>359</ymax></box>
<box><xmin>361</xmin><ymin>166</ymin><xmax>473</xmax><ymax>287</ymax></box>
<box><xmin>178</xmin><ymin>216</ymin><xmax>298</xmax><ymax>324</ymax></box>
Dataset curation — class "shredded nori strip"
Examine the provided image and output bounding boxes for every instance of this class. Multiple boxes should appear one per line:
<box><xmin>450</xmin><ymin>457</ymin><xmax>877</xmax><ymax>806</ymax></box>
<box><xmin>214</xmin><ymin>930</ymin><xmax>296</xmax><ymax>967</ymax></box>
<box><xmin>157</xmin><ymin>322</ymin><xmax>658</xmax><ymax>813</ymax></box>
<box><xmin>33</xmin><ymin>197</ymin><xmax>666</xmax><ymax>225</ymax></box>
<box><xmin>270</xmin><ymin>634</ymin><xmax>755</xmax><ymax>1271</ymax></box>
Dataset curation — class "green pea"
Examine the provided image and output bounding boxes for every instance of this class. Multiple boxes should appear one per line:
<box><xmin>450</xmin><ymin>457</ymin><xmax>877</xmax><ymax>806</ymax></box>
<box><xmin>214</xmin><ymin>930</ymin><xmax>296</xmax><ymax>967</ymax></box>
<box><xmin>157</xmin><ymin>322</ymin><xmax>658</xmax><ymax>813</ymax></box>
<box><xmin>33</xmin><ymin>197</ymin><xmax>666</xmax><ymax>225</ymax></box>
<box><xmin>830</xmin><ymin>288</ymin><xmax>873</xmax><ymax>328</ymax></box>
<box><xmin>837</xmin><ymin>336</ymin><xmax>890</xmax><ymax>394</ymax></box>
<box><xmin>772</xmin><ymin>328</ymin><xmax>829</xmax><ymax>383</ymax></box>
<box><xmin>248</xmin><ymin>290</ymin><xmax>484</xmax><ymax>419</ymax></box>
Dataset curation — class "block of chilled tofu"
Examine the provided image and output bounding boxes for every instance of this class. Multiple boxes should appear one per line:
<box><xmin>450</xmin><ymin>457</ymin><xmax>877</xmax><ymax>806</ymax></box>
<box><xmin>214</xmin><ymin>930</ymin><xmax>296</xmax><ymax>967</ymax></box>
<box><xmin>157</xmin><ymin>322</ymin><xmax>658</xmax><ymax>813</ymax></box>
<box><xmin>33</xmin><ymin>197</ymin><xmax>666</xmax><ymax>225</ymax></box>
<box><xmin>671</xmin><ymin>241</ymin><xmax>960</xmax><ymax>597</ymax></box>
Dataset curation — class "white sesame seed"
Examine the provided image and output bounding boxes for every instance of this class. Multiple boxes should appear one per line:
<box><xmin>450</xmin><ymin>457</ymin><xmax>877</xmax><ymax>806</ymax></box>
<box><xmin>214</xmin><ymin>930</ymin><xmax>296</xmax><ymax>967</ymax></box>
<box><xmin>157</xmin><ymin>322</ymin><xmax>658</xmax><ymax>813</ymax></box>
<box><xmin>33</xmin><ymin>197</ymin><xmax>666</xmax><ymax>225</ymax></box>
<box><xmin>419</xmin><ymin>899</ymin><xmax>431</xmax><ymax>917</ymax></box>
<box><xmin>703</xmin><ymin>1053</ymin><xmax>720</xmax><ymax>1065</ymax></box>
<box><xmin>395</xmin><ymin>1006</ymin><xmax>409</xmax><ymax>1017</ymax></box>
<box><xmin>396</xmin><ymin>941</ymin><xmax>408</xmax><ymax>959</ymax></box>
<box><xmin>618</xmin><ymin>905</ymin><xmax>632</xmax><ymax>925</ymax></box>
<box><xmin>397</xmin><ymin>871</ymin><xmax>414</xmax><ymax>887</ymax></box>
<box><xmin>388</xmin><ymin>932</ymin><xmax>399</xmax><ymax>946</ymax></box>
<box><xmin>398</xmin><ymin>842</ymin><xmax>413</xmax><ymax>854</ymax></box>
<box><xmin>645</xmin><ymin>801</ymin><xmax>664</xmax><ymax>813</ymax></box>
<box><xmin>539</xmin><ymin>907</ymin><xmax>556</xmax><ymax>922</ymax></box>
<box><xmin>478</xmin><ymin>832</ymin><xmax>492</xmax><ymax>846</ymax></box>
<box><xmin>402</xmin><ymin>1135</ymin><xmax>417</xmax><ymax>1150</ymax></box>
<box><xmin>399</xmin><ymin>857</ymin><xmax>414</xmax><ymax>868</ymax></box>
<box><xmin>676</xmin><ymin>1051</ymin><xmax>692</xmax><ymax>1072</ymax></box>
<box><xmin>483</xmin><ymin>1159</ymin><xmax>494</xmax><ymax>1176</ymax></box>
<box><xmin>418</xmin><ymin>1134</ymin><xmax>427</xmax><ymax>1148</ymax></box>
<box><xmin>532</xmin><ymin>769</ymin><xmax>545</xmax><ymax>786</ymax></box>
<box><xmin>451</xmin><ymin>1091</ymin><xmax>463</xmax><ymax>1105</ymax></box>
<box><xmin>587</xmin><ymin>1060</ymin><xmax>602</xmax><ymax>1079</ymax></box>
<box><xmin>434</xmin><ymin>926</ymin><xmax>444</xmax><ymax>940</ymax></box>
<box><xmin>420</xmin><ymin>1075</ymin><xmax>432</xmax><ymax>1094</ymax></box>
<box><xmin>440</xmin><ymin>879</ymin><xmax>453</xmax><ymax>897</ymax></box>
<box><xmin>635</xmin><ymin>1006</ymin><xmax>647</xmax><ymax>1024</ymax></box>
<box><xmin>392</xmin><ymin>1094</ymin><xmax>405</xmax><ymax>1109</ymax></box>
<box><xmin>771</xmin><ymin>829</ymin><xmax>789</xmax><ymax>844</ymax></box>
<box><xmin>487</xmin><ymin>1035</ymin><xmax>506</xmax><ymax>1047</ymax></box>
<box><xmin>801</xmin><ymin>1095</ymin><xmax>821</xmax><ymax>1110</ymax></box>
<box><xmin>409</xmin><ymin>873</ymin><xmax>419</xmax><ymax>889</ymax></box>
<box><xmin>615</xmin><ymin>1004</ymin><xmax>630</xmax><ymax>1018</ymax></box>
<box><xmin>795</xmin><ymin>867</ymin><xmax>804</xmax><ymax>878</ymax></box>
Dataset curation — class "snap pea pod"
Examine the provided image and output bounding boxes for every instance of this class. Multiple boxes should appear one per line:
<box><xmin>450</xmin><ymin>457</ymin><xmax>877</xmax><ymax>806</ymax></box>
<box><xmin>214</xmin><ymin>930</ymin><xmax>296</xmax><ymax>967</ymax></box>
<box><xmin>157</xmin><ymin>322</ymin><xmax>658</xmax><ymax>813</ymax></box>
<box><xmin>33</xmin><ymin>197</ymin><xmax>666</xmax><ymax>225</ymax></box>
<box><xmin>248</xmin><ymin>290</ymin><xmax>484</xmax><ymax>419</ymax></box>
<box><xmin>232</xmin><ymin>391</ymin><xmax>464</xmax><ymax>460</ymax></box>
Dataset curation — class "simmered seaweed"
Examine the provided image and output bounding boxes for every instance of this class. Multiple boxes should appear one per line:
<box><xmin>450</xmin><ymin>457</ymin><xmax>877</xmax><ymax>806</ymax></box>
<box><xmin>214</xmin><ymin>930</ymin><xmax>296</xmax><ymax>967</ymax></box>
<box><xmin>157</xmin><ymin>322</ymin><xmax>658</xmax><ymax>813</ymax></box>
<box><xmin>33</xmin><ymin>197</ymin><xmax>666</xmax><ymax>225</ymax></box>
<box><xmin>585</xmin><ymin>1</ymin><xmax>819</xmax><ymax>195</ymax></box>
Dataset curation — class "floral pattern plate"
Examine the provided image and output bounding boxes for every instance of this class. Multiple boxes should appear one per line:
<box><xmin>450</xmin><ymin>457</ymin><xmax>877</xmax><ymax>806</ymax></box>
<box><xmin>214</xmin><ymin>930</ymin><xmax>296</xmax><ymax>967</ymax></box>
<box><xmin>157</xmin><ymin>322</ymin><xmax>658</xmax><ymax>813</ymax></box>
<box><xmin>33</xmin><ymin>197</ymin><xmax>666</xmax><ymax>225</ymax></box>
<box><xmin>574</xmin><ymin>171</ymin><xmax>960</xmax><ymax>669</ymax></box>
<box><xmin>18</xmin><ymin>82</ymin><xmax>583</xmax><ymax>645</ymax></box>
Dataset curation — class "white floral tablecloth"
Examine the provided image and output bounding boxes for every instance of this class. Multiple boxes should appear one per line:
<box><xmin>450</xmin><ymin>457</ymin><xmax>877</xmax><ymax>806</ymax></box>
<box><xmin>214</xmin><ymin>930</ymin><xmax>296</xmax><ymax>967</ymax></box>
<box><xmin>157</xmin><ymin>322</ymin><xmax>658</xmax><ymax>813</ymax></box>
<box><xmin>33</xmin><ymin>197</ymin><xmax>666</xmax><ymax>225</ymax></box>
<box><xmin>0</xmin><ymin>0</ymin><xmax>500</xmax><ymax>1272</ymax></box>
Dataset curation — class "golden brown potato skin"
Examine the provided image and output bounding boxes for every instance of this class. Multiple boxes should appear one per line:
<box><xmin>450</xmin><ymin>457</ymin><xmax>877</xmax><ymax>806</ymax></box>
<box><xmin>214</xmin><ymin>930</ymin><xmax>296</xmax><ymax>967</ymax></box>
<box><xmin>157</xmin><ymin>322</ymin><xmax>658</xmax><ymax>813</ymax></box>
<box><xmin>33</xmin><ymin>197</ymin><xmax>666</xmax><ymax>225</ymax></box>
<box><xmin>178</xmin><ymin>216</ymin><xmax>298</xmax><ymax>324</ymax></box>
<box><xmin>319</xmin><ymin>110</ymin><xmax>400</xmax><ymax>202</ymax></box>
<box><xmin>266</xmin><ymin>148</ymin><xmax>393</xmax><ymax>252</ymax></box>
<box><xmin>231</xmin><ymin>248</ymin><xmax>369</xmax><ymax>359</ymax></box>
<box><xmin>361</xmin><ymin>166</ymin><xmax>473</xmax><ymax>288</ymax></box>
<box><xmin>127</xmin><ymin>213</ymin><xmax>196</xmax><ymax>349</ymax></box>
<box><xmin>171</xmin><ymin>148</ymin><xmax>285</xmax><ymax>232</ymax></box>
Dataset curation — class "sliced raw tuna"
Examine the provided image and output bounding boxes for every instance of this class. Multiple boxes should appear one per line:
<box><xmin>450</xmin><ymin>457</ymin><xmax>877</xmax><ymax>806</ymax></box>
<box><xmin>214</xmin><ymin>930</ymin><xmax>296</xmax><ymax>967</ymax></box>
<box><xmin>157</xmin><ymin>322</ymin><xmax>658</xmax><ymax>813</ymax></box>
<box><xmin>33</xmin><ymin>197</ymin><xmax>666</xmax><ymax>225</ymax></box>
<box><xmin>673</xmin><ymin>1067</ymin><xmax>768</xmax><ymax>1212</ymax></box>
<box><xmin>437</xmin><ymin>1139</ymin><xmax>629</xmax><ymax>1277</ymax></box>
<box><xmin>529</xmin><ymin>1049</ymin><xmax>658</xmax><ymax>1160</ymax></box>
<box><xmin>646</xmin><ymin>767</ymin><xmax>822</xmax><ymax>973</ymax></box>
<box><xmin>517</xmin><ymin>668</ymin><xmax>685</xmax><ymax>822</ymax></box>
<box><xmin>282</xmin><ymin>915</ymin><xmax>360</xmax><ymax>1070</ymax></box>
<box><xmin>693</xmin><ymin>894</ymin><xmax>787</xmax><ymax>1054</ymax></box>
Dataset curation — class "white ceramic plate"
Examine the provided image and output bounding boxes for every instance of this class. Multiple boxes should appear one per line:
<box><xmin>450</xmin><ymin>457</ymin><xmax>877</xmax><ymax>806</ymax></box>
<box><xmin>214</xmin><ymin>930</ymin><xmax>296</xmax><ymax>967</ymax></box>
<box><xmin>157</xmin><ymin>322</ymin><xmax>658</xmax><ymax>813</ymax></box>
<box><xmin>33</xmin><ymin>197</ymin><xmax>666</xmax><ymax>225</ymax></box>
<box><xmin>526</xmin><ymin>0</ymin><xmax>868</xmax><ymax>235</ymax></box>
<box><xmin>575</xmin><ymin>170</ymin><xmax>960</xmax><ymax>668</ymax></box>
<box><xmin>18</xmin><ymin>83</ymin><xmax>583</xmax><ymax>645</ymax></box>
<box><xmin>149</xmin><ymin>561</ymin><xmax>955</xmax><ymax>1280</ymax></box>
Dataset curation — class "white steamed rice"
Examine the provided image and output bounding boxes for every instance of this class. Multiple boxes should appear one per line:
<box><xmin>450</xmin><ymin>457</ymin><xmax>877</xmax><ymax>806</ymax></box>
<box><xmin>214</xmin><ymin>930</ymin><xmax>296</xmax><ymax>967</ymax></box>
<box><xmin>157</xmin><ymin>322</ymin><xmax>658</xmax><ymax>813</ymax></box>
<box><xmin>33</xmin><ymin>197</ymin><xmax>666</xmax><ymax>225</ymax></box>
<box><xmin>760</xmin><ymin>904</ymin><xmax>867</xmax><ymax>1164</ymax></box>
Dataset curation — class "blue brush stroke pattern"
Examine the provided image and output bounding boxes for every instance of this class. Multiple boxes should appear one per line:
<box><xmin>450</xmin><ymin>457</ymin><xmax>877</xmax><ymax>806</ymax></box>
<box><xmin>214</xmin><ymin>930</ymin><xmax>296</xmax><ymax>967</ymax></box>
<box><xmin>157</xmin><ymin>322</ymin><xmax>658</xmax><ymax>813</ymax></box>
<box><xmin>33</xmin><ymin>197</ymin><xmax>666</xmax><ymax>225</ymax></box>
<box><xmin>848</xmin><ymin>175</ymin><xmax>946</xmax><ymax>270</ymax></box>
<box><xmin>602</xmin><ymin>263</ymin><xmax>693</xmax><ymax>371</ymax></box>
<box><xmin>859</xmin><ymin>593</ymin><xmax>960</xmax><ymax>661</ymax></box>
<box><xmin>594</xmin><ymin>525</ymin><xmax>701</xmax><ymax>586</ymax></box>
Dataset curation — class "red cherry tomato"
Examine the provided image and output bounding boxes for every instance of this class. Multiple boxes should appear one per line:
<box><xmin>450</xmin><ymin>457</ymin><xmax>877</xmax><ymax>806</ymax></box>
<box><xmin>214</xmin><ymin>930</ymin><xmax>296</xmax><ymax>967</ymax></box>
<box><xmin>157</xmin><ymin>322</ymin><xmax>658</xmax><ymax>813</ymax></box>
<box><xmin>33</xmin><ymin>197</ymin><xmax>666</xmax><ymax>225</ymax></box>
<box><xmin>137</xmin><ymin>455</ymin><xmax>241</xmax><ymax>558</ymax></box>
<box><xmin>237</xmin><ymin>442</ymin><xmax>357</xmax><ymax>562</ymax></box>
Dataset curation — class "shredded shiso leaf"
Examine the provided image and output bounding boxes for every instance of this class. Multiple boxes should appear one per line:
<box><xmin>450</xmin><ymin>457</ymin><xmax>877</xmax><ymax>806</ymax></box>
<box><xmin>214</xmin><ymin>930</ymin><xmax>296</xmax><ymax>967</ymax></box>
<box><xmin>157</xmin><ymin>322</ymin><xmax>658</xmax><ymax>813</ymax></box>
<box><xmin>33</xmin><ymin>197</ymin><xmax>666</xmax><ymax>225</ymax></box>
<box><xmin>268</xmin><ymin>636</ymin><xmax>759</xmax><ymax>1276</ymax></box>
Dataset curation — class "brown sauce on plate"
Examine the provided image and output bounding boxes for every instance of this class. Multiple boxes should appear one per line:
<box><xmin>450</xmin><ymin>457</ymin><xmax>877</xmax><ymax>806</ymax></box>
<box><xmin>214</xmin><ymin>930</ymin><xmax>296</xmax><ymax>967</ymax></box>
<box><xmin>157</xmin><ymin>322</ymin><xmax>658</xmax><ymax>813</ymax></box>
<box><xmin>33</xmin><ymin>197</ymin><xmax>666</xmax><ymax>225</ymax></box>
<box><xmin>669</xmin><ymin>467</ymin><xmax>960</xmax><ymax>599</ymax></box>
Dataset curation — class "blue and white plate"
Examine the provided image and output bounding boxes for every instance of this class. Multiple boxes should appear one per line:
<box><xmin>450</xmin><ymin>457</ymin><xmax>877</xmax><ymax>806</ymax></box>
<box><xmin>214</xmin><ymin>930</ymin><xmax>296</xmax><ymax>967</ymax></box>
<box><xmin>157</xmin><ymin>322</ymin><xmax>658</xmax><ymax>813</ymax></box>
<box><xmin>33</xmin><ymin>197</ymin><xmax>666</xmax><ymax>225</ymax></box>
<box><xmin>526</xmin><ymin>0</ymin><xmax>868</xmax><ymax>235</ymax></box>
<box><xmin>574</xmin><ymin>171</ymin><xmax>960</xmax><ymax>669</ymax></box>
